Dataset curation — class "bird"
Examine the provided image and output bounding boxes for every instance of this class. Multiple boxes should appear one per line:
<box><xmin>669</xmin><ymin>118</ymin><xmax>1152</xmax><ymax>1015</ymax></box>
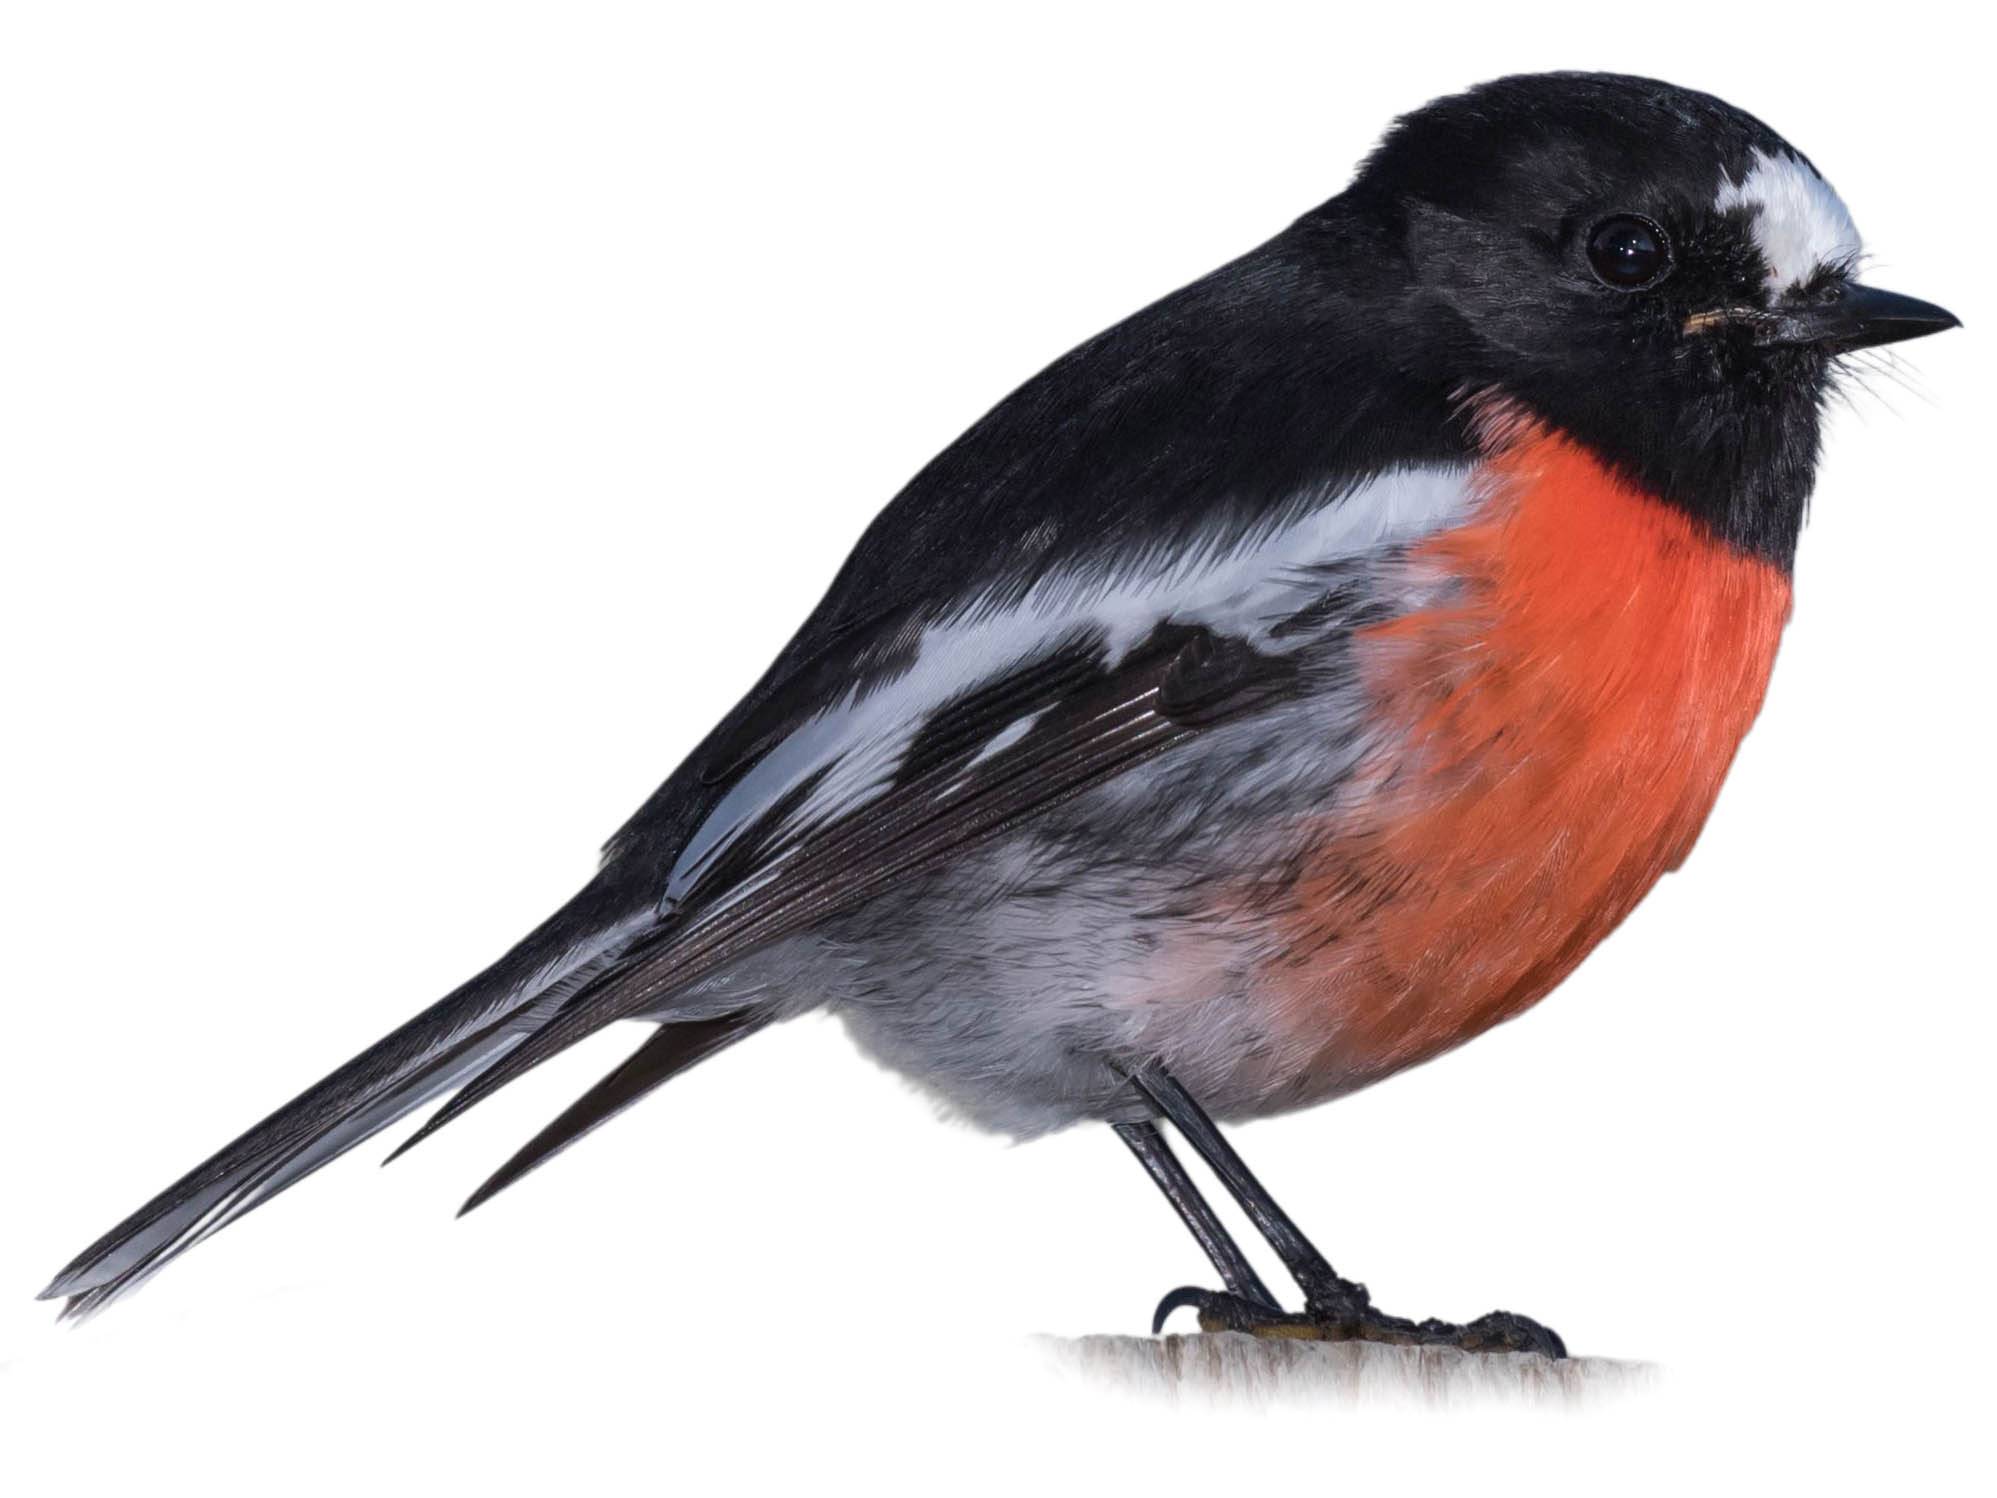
<box><xmin>42</xmin><ymin>71</ymin><xmax>1958</xmax><ymax>1354</ymax></box>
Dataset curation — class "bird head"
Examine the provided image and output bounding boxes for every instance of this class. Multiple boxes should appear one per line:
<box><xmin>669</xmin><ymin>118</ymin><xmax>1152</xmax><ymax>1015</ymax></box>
<box><xmin>1321</xmin><ymin>72</ymin><xmax>1959</xmax><ymax>565</ymax></box>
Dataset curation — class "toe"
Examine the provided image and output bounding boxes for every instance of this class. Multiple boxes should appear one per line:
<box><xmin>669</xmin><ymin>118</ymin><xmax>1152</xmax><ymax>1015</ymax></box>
<box><xmin>1461</xmin><ymin>1310</ymin><xmax>1567</xmax><ymax>1359</ymax></box>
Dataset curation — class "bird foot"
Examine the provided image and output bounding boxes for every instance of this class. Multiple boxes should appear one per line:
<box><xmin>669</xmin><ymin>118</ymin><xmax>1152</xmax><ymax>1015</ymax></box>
<box><xmin>1152</xmin><ymin>1285</ymin><xmax>1566</xmax><ymax>1359</ymax></box>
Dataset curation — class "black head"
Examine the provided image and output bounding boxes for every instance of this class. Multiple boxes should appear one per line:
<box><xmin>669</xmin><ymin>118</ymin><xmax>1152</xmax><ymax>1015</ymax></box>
<box><xmin>1316</xmin><ymin>73</ymin><xmax>1958</xmax><ymax>567</ymax></box>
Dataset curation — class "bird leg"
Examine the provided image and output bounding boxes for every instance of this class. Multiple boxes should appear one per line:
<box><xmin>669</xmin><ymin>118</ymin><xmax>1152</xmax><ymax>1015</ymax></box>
<box><xmin>1125</xmin><ymin>1065</ymin><xmax>1567</xmax><ymax>1358</ymax></box>
<box><xmin>1112</xmin><ymin>1120</ymin><xmax>1281</xmax><ymax>1312</ymax></box>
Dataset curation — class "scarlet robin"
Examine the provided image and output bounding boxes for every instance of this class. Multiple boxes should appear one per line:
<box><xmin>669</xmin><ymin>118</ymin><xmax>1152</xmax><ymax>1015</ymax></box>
<box><xmin>43</xmin><ymin>72</ymin><xmax>1959</xmax><ymax>1354</ymax></box>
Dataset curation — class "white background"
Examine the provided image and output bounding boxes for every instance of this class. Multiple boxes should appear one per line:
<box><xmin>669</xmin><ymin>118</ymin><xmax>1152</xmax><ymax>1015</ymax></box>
<box><xmin>1</xmin><ymin>3</ymin><xmax>1987</xmax><ymax>1492</ymax></box>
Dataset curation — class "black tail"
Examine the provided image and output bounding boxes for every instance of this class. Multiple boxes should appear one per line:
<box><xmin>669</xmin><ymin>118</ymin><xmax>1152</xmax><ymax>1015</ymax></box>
<box><xmin>39</xmin><ymin>870</ymin><xmax>662</xmax><ymax>1320</ymax></box>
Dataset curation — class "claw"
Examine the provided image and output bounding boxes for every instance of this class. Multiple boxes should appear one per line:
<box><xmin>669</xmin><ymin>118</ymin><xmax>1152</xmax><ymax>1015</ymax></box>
<box><xmin>1151</xmin><ymin>1285</ymin><xmax>1214</xmax><ymax>1335</ymax></box>
<box><xmin>1150</xmin><ymin>1286</ymin><xmax>1295</xmax><ymax>1336</ymax></box>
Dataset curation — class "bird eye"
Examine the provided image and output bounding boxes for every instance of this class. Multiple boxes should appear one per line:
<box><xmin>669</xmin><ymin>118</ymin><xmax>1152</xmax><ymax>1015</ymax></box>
<box><xmin>1586</xmin><ymin>215</ymin><xmax>1672</xmax><ymax>290</ymax></box>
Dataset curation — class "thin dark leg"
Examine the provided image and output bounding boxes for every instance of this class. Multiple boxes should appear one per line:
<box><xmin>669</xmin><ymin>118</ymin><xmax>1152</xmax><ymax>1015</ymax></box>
<box><xmin>1131</xmin><ymin>1065</ymin><xmax>1360</xmax><ymax>1310</ymax></box>
<box><xmin>1112</xmin><ymin>1121</ymin><xmax>1279</xmax><ymax>1323</ymax></box>
<box><xmin>1129</xmin><ymin>1064</ymin><xmax>1566</xmax><ymax>1358</ymax></box>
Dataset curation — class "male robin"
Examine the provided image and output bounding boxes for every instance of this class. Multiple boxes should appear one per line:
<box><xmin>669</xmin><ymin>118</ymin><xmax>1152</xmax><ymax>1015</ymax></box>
<box><xmin>42</xmin><ymin>71</ymin><xmax>1959</xmax><ymax>1354</ymax></box>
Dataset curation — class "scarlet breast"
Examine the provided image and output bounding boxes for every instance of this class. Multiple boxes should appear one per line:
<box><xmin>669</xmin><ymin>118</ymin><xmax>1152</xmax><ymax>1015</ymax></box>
<box><xmin>1270</xmin><ymin>416</ymin><xmax>1793</xmax><ymax>1093</ymax></box>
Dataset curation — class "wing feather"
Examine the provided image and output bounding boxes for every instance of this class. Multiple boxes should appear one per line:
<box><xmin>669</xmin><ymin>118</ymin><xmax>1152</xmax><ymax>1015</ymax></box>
<box><xmin>395</xmin><ymin>621</ymin><xmax>1301</xmax><ymax>1150</ymax></box>
<box><xmin>457</xmin><ymin>1009</ymin><xmax>769</xmax><ymax>1216</ymax></box>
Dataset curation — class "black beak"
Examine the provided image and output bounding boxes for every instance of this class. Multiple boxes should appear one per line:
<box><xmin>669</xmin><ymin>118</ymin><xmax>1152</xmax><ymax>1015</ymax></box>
<box><xmin>1755</xmin><ymin>283</ymin><xmax>1961</xmax><ymax>352</ymax></box>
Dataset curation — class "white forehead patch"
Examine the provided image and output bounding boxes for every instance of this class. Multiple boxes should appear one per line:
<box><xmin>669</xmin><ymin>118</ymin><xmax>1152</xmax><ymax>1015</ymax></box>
<box><xmin>1714</xmin><ymin>147</ymin><xmax>1861</xmax><ymax>293</ymax></box>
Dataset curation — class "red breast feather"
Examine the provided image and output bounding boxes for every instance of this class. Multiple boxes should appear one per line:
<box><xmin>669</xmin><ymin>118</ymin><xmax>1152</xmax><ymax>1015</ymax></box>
<box><xmin>1272</xmin><ymin>414</ymin><xmax>1793</xmax><ymax>1089</ymax></box>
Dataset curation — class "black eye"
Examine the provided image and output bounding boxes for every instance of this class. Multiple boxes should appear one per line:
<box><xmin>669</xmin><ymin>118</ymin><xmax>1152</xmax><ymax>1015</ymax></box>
<box><xmin>1586</xmin><ymin>215</ymin><xmax>1672</xmax><ymax>289</ymax></box>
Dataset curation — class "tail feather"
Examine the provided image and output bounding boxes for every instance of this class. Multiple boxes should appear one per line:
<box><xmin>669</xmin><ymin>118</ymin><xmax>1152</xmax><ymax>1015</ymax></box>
<box><xmin>456</xmin><ymin>1007</ymin><xmax>769</xmax><ymax>1218</ymax></box>
<box><xmin>383</xmin><ymin>923</ymin><xmax>680</xmax><ymax>1164</ymax></box>
<box><xmin>50</xmin><ymin>1032</ymin><xmax>514</xmax><ymax>1320</ymax></box>
<box><xmin>40</xmin><ymin>874</ymin><xmax>654</xmax><ymax>1320</ymax></box>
